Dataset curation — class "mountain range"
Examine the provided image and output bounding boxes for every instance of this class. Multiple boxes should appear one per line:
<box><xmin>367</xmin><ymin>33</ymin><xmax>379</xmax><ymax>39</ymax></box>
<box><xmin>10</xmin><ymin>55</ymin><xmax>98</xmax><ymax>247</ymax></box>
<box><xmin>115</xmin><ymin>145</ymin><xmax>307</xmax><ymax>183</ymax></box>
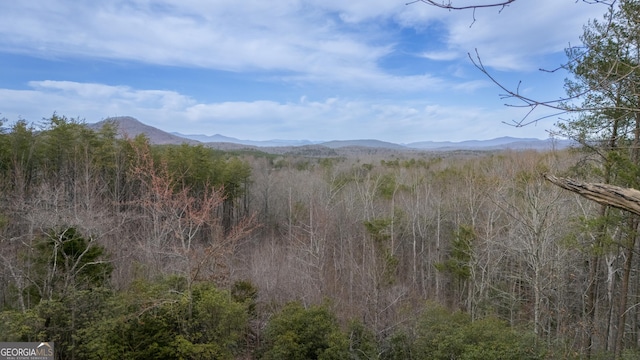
<box><xmin>89</xmin><ymin>116</ymin><xmax>572</xmax><ymax>152</ymax></box>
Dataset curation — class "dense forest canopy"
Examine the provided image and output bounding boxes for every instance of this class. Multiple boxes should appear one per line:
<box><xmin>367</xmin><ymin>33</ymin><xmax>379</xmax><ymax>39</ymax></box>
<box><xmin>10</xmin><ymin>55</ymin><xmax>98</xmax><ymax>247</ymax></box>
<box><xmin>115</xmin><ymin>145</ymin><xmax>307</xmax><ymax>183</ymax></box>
<box><xmin>0</xmin><ymin>113</ymin><xmax>629</xmax><ymax>359</ymax></box>
<box><xmin>1</xmin><ymin>1</ymin><xmax>640</xmax><ymax>359</ymax></box>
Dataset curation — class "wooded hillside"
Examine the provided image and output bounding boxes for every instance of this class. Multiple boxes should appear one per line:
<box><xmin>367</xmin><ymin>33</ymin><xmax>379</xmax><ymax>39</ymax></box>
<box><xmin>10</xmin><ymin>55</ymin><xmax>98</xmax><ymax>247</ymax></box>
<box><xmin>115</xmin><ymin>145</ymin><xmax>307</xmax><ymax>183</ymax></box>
<box><xmin>2</xmin><ymin>114</ymin><xmax>640</xmax><ymax>359</ymax></box>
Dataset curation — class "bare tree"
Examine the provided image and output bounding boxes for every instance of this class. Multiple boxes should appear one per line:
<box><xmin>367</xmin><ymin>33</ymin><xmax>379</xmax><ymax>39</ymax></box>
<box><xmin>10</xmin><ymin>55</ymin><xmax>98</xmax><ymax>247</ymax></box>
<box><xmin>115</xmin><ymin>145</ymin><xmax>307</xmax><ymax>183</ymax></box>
<box><xmin>127</xmin><ymin>139</ymin><xmax>253</xmax><ymax>286</ymax></box>
<box><xmin>497</xmin><ymin>158</ymin><xmax>570</xmax><ymax>338</ymax></box>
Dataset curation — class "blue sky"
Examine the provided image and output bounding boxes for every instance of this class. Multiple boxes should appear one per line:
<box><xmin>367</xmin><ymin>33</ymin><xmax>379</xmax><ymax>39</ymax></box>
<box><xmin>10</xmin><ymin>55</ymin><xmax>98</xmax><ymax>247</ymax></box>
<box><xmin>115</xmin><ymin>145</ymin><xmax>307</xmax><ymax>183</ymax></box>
<box><xmin>0</xmin><ymin>1</ymin><xmax>610</xmax><ymax>143</ymax></box>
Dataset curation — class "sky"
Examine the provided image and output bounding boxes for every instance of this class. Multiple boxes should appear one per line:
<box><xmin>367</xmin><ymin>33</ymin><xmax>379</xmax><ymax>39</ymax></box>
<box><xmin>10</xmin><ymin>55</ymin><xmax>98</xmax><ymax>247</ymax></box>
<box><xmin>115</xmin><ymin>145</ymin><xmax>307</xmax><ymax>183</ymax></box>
<box><xmin>0</xmin><ymin>1</ymin><xmax>612</xmax><ymax>143</ymax></box>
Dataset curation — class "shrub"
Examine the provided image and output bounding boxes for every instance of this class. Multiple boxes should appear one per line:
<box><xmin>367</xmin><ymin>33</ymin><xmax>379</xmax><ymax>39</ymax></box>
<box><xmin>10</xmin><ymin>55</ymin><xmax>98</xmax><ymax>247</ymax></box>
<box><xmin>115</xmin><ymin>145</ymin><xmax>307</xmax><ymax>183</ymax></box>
<box><xmin>413</xmin><ymin>303</ymin><xmax>544</xmax><ymax>360</ymax></box>
<box><xmin>260</xmin><ymin>302</ymin><xmax>349</xmax><ymax>360</ymax></box>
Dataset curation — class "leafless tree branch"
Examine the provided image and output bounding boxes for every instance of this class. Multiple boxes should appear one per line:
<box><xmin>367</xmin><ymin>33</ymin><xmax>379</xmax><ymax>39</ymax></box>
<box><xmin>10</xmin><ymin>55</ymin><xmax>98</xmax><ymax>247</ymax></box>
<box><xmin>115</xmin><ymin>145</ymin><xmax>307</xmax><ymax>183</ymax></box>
<box><xmin>409</xmin><ymin>1</ymin><xmax>622</xmax><ymax>128</ymax></box>
<box><xmin>407</xmin><ymin>0</ymin><xmax>615</xmax><ymax>10</ymax></box>
<box><xmin>544</xmin><ymin>174</ymin><xmax>640</xmax><ymax>216</ymax></box>
<box><xmin>406</xmin><ymin>0</ymin><xmax>516</xmax><ymax>10</ymax></box>
<box><xmin>468</xmin><ymin>47</ymin><xmax>640</xmax><ymax>128</ymax></box>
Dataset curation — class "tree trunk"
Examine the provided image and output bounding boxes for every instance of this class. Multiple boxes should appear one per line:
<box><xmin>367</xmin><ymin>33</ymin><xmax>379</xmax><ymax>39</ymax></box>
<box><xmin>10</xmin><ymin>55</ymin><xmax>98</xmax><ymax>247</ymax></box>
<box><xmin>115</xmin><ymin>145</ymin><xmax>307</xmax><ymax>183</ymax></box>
<box><xmin>614</xmin><ymin>223</ymin><xmax>636</xmax><ymax>358</ymax></box>
<box><xmin>544</xmin><ymin>174</ymin><xmax>640</xmax><ymax>216</ymax></box>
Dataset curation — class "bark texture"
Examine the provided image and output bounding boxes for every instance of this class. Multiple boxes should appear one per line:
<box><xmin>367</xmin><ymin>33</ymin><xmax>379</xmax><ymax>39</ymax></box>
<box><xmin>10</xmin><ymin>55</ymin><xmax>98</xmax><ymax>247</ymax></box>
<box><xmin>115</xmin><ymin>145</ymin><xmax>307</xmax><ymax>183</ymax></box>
<box><xmin>544</xmin><ymin>174</ymin><xmax>640</xmax><ymax>216</ymax></box>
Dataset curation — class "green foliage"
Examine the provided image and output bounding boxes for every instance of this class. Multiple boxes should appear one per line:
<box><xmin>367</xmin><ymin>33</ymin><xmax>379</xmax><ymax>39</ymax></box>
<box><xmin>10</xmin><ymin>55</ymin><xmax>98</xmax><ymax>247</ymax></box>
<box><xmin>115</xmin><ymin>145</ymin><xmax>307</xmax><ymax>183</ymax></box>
<box><xmin>364</xmin><ymin>218</ymin><xmax>392</xmax><ymax>243</ymax></box>
<box><xmin>363</xmin><ymin>217</ymin><xmax>399</xmax><ymax>285</ymax></box>
<box><xmin>2</xmin><ymin>111</ymin><xmax>631</xmax><ymax>357</ymax></box>
<box><xmin>381</xmin><ymin>157</ymin><xmax>441</xmax><ymax>170</ymax></box>
<box><xmin>435</xmin><ymin>225</ymin><xmax>474</xmax><ymax>280</ymax></box>
<box><xmin>0</xmin><ymin>213</ymin><xmax>8</xmax><ymax>231</ymax></box>
<box><xmin>0</xmin><ymin>308</ymin><xmax>47</xmax><ymax>342</ymax></box>
<box><xmin>621</xmin><ymin>348</ymin><xmax>640</xmax><ymax>360</ymax></box>
<box><xmin>412</xmin><ymin>303</ymin><xmax>544</xmax><ymax>360</ymax></box>
<box><xmin>3</xmin><ymin>225</ymin><xmax>113</xmax><ymax>360</ymax></box>
<box><xmin>222</xmin><ymin>156</ymin><xmax>252</xmax><ymax>200</ymax></box>
<box><xmin>157</xmin><ymin>144</ymin><xmax>210</xmax><ymax>193</ymax></box>
<box><xmin>318</xmin><ymin>157</ymin><xmax>338</xmax><ymax>171</ymax></box>
<box><xmin>382</xmin><ymin>251</ymin><xmax>399</xmax><ymax>286</ymax></box>
<box><xmin>328</xmin><ymin>170</ymin><xmax>354</xmax><ymax>194</ymax></box>
<box><xmin>0</xmin><ymin>114</ymin><xmax>252</xmax><ymax>209</ymax></box>
<box><xmin>4</xmin><ymin>276</ymin><xmax>250</xmax><ymax>360</ymax></box>
<box><xmin>294</xmin><ymin>159</ymin><xmax>312</xmax><ymax>171</ymax></box>
<box><xmin>559</xmin><ymin>0</ymin><xmax>640</xmax><ymax>186</ymax></box>
<box><xmin>413</xmin><ymin>303</ymin><xmax>469</xmax><ymax>359</ymax></box>
<box><xmin>562</xmin><ymin>214</ymin><xmax>621</xmax><ymax>256</ymax></box>
<box><xmin>381</xmin><ymin>330</ymin><xmax>413</xmax><ymax>360</ymax></box>
<box><xmin>0</xmin><ymin>116</ymin><xmax>6</xmax><ymax>154</ymax></box>
<box><xmin>173</xmin><ymin>282</ymin><xmax>249</xmax><ymax>358</ymax></box>
<box><xmin>260</xmin><ymin>302</ymin><xmax>349</xmax><ymax>360</ymax></box>
<box><xmin>1</xmin><ymin>288</ymin><xmax>115</xmax><ymax>360</ymax></box>
<box><xmin>231</xmin><ymin>279</ymin><xmax>259</xmax><ymax>316</ymax></box>
<box><xmin>157</xmin><ymin>143</ymin><xmax>251</xmax><ymax>200</ymax></box>
<box><xmin>39</xmin><ymin>114</ymin><xmax>100</xmax><ymax>179</ymax></box>
<box><xmin>76</xmin><ymin>277</ymin><xmax>249</xmax><ymax>360</ymax></box>
<box><xmin>376</xmin><ymin>173</ymin><xmax>397</xmax><ymax>199</ymax></box>
<box><xmin>346</xmin><ymin>320</ymin><xmax>379</xmax><ymax>360</ymax></box>
<box><xmin>2</xmin><ymin>120</ymin><xmax>38</xmax><ymax>186</ymax></box>
<box><xmin>27</xmin><ymin>227</ymin><xmax>112</xmax><ymax>302</ymax></box>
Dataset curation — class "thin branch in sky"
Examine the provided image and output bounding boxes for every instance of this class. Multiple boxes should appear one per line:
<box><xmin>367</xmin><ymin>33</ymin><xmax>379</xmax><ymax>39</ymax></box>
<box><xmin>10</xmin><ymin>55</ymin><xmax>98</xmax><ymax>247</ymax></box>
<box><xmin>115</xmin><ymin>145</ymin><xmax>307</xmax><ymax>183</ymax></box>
<box><xmin>406</xmin><ymin>0</ymin><xmax>516</xmax><ymax>10</ymax></box>
<box><xmin>407</xmin><ymin>0</ymin><xmax>616</xmax><ymax>10</ymax></box>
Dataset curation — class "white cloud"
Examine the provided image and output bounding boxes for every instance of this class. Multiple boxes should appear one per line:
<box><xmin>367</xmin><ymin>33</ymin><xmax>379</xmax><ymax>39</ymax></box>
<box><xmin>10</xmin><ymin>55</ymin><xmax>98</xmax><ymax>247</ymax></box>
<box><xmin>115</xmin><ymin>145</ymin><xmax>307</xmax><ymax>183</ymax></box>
<box><xmin>0</xmin><ymin>1</ymin><xmax>393</xmax><ymax>74</ymax></box>
<box><xmin>0</xmin><ymin>1</ymin><xmax>605</xmax><ymax>141</ymax></box>
<box><xmin>438</xmin><ymin>1</ymin><xmax>610</xmax><ymax>71</ymax></box>
<box><xmin>0</xmin><ymin>81</ymin><xmax>553</xmax><ymax>142</ymax></box>
<box><xmin>0</xmin><ymin>0</ymin><xmax>608</xmax><ymax>80</ymax></box>
<box><xmin>29</xmin><ymin>81</ymin><xmax>127</xmax><ymax>99</ymax></box>
<box><xmin>420</xmin><ymin>51</ymin><xmax>461</xmax><ymax>61</ymax></box>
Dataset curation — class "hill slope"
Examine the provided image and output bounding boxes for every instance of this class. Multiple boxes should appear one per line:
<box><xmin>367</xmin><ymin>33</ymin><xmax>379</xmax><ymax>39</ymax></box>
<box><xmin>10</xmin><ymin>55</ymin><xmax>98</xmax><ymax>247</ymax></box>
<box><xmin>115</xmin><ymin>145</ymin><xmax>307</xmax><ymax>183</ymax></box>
<box><xmin>89</xmin><ymin>116</ymin><xmax>197</xmax><ymax>145</ymax></box>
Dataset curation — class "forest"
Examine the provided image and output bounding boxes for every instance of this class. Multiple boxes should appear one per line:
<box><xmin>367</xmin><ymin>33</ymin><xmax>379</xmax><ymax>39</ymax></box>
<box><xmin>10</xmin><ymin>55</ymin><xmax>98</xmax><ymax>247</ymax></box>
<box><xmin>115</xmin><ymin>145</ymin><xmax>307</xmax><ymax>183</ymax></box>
<box><xmin>0</xmin><ymin>113</ymin><xmax>634</xmax><ymax>360</ymax></box>
<box><xmin>2</xmin><ymin>1</ymin><xmax>640</xmax><ymax>359</ymax></box>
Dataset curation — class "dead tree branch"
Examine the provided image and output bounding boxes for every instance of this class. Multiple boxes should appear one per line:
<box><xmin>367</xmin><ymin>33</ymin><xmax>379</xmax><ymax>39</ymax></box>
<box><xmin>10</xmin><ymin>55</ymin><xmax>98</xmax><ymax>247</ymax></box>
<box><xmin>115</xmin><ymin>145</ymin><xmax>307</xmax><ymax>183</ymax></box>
<box><xmin>544</xmin><ymin>174</ymin><xmax>640</xmax><ymax>216</ymax></box>
<box><xmin>408</xmin><ymin>0</ymin><xmax>614</xmax><ymax>10</ymax></box>
<box><xmin>406</xmin><ymin>0</ymin><xmax>514</xmax><ymax>10</ymax></box>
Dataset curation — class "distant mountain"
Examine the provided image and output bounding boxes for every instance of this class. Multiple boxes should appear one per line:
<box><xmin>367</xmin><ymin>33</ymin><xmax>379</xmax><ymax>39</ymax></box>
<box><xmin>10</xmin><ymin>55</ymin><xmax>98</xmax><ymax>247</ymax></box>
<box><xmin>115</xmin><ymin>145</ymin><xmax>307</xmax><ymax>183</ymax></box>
<box><xmin>89</xmin><ymin>117</ymin><xmax>198</xmax><ymax>145</ymax></box>
<box><xmin>408</xmin><ymin>136</ymin><xmax>532</xmax><ymax>149</ymax></box>
<box><xmin>320</xmin><ymin>139</ymin><xmax>407</xmax><ymax>150</ymax></box>
<box><xmin>181</xmin><ymin>133</ymin><xmax>570</xmax><ymax>151</ymax></box>
<box><xmin>173</xmin><ymin>132</ymin><xmax>318</xmax><ymax>147</ymax></box>
<box><xmin>87</xmin><ymin>117</ymin><xmax>573</xmax><ymax>151</ymax></box>
<box><xmin>407</xmin><ymin>136</ymin><xmax>573</xmax><ymax>151</ymax></box>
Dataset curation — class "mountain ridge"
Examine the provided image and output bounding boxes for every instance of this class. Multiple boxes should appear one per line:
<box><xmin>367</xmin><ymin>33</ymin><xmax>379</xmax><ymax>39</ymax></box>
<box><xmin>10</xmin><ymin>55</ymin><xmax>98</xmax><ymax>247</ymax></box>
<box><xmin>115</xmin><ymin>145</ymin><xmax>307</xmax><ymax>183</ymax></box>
<box><xmin>89</xmin><ymin>116</ymin><xmax>572</xmax><ymax>151</ymax></box>
<box><xmin>89</xmin><ymin>116</ymin><xmax>198</xmax><ymax>145</ymax></box>
<box><xmin>171</xmin><ymin>132</ymin><xmax>318</xmax><ymax>147</ymax></box>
